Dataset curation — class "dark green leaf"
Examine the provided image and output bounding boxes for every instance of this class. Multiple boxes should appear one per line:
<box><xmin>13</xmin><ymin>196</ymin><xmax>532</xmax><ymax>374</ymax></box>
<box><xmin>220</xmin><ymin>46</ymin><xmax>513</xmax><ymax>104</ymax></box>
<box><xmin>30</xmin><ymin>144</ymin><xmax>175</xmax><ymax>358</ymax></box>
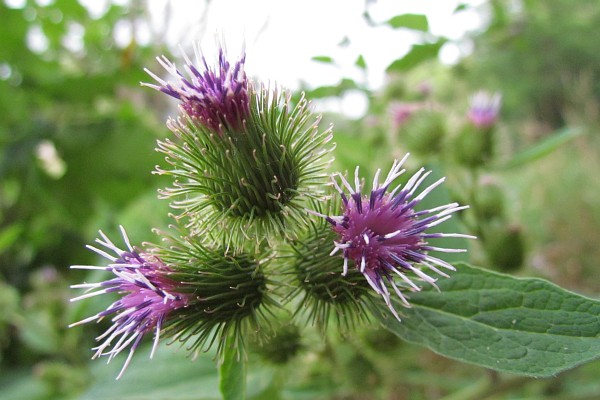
<box><xmin>386</xmin><ymin>14</ymin><xmax>429</xmax><ymax>32</ymax></box>
<box><xmin>500</xmin><ymin>126</ymin><xmax>584</xmax><ymax>169</ymax></box>
<box><xmin>220</xmin><ymin>344</ymin><xmax>246</xmax><ymax>400</ymax></box>
<box><xmin>386</xmin><ymin>40</ymin><xmax>447</xmax><ymax>72</ymax></box>
<box><xmin>374</xmin><ymin>263</ymin><xmax>600</xmax><ymax>377</ymax></box>
<box><xmin>453</xmin><ymin>3</ymin><xmax>469</xmax><ymax>13</ymax></box>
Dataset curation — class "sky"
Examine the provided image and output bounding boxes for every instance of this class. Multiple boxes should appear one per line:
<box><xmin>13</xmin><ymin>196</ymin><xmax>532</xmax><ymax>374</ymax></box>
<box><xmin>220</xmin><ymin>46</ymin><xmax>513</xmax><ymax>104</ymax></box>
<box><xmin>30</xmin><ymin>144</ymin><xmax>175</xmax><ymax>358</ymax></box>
<box><xmin>17</xmin><ymin>0</ymin><xmax>487</xmax><ymax>117</ymax></box>
<box><xmin>142</xmin><ymin>0</ymin><xmax>485</xmax><ymax>86</ymax></box>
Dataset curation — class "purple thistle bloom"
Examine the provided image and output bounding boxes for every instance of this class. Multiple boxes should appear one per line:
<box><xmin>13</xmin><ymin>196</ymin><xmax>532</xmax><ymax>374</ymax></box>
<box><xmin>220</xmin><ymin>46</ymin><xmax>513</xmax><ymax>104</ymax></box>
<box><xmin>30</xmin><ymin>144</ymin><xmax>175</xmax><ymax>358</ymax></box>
<box><xmin>313</xmin><ymin>154</ymin><xmax>474</xmax><ymax>321</ymax></box>
<box><xmin>388</xmin><ymin>101</ymin><xmax>422</xmax><ymax>129</ymax></box>
<box><xmin>468</xmin><ymin>91</ymin><xmax>502</xmax><ymax>129</ymax></box>
<box><xmin>69</xmin><ymin>227</ymin><xmax>190</xmax><ymax>379</ymax></box>
<box><xmin>143</xmin><ymin>44</ymin><xmax>249</xmax><ymax>134</ymax></box>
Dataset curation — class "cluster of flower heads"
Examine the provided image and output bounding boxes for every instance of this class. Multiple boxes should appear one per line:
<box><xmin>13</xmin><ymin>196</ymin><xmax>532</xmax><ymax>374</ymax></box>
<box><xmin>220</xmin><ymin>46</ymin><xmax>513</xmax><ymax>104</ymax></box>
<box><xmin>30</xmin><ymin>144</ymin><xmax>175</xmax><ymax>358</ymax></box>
<box><xmin>70</xmin><ymin>43</ymin><xmax>472</xmax><ymax>378</ymax></box>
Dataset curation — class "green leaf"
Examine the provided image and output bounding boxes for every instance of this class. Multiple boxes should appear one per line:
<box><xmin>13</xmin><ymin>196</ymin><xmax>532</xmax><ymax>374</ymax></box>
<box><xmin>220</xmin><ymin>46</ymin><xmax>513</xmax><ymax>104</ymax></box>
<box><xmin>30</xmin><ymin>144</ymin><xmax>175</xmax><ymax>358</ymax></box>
<box><xmin>386</xmin><ymin>39</ymin><xmax>447</xmax><ymax>72</ymax></box>
<box><xmin>500</xmin><ymin>126</ymin><xmax>584</xmax><ymax>169</ymax></box>
<box><xmin>311</xmin><ymin>55</ymin><xmax>335</xmax><ymax>64</ymax></box>
<box><xmin>373</xmin><ymin>263</ymin><xmax>600</xmax><ymax>377</ymax></box>
<box><xmin>220</xmin><ymin>343</ymin><xmax>246</xmax><ymax>400</ymax></box>
<box><xmin>386</xmin><ymin>14</ymin><xmax>429</xmax><ymax>32</ymax></box>
<box><xmin>0</xmin><ymin>223</ymin><xmax>23</xmax><ymax>252</ymax></box>
<box><xmin>306</xmin><ymin>78</ymin><xmax>359</xmax><ymax>99</ymax></box>
<box><xmin>79</xmin><ymin>343</ymin><xmax>273</xmax><ymax>399</ymax></box>
<box><xmin>355</xmin><ymin>54</ymin><xmax>367</xmax><ymax>70</ymax></box>
<box><xmin>453</xmin><ymin>3</ymin><xmax>469</xmax><ymax>13</ymax></box>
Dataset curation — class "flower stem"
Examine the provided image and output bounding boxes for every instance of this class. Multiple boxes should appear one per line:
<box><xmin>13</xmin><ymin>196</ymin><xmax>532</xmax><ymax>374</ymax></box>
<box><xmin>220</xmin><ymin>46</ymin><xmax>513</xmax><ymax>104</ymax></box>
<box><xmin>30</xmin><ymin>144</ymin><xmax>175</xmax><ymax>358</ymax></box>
<box><xmin>219</xmin><ymin>333</ymin><xmax>247</xmax><ymax>400</ymax></box>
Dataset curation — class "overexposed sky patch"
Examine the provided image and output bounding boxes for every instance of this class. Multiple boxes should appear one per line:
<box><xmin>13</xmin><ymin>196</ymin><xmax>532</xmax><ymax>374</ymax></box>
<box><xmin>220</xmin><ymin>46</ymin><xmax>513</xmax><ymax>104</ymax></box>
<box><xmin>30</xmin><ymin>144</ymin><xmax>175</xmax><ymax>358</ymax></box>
<box><xmin>145</xmin><ymin>0</ymin><xmax>486</xmax><ymax>90</ymax></box>
<box><xmin>140</xmin><ymin>0</ymin><xmax>486</xmax><ymax>117</ymax></box>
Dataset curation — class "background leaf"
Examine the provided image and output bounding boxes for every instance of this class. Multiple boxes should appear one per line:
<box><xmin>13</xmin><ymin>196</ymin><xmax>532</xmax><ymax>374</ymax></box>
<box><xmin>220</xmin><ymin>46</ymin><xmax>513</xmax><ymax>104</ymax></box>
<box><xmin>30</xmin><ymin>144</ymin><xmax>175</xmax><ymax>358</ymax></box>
<box><xmin>311</xmin><ymin>55</ymin><xmax>335</xmax><ymax>64</ymax></box>
<box><xmin>499</xmin><ymin>126</ymin><xmax>584</xmax><ymax>169</ymax></box>
<box><xmin>386</xmin><ymin>14</ymin><xmax>429</xmax><ymax>31</ymax></box>
<box><xmin>386</xmin><ymin>39</ymin><xmax>447</xmax><ymax>72</ymax></box>
<box><xmin>373</xmin><ymin>263</ymin><xmax>600</xmax><ymax>377</ymax></box>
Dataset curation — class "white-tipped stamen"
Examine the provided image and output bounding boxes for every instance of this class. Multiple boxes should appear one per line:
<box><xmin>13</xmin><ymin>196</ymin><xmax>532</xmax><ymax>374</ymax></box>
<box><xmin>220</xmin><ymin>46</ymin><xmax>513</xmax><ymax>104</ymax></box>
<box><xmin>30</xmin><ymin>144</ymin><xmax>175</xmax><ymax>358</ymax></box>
<box><xmin>426</xmin><ymin>232</ymin><xmax>477</xmax><ymax>239</ymax></box>
<box><xmin>422</xmin><ymin>255</ymin><xmax>457</xmax><ymax>271</ymax></box>
<box><xmin>407</xmin><ymin>265</ymin><xmax>437</xmax><ymax>284</ymax></box>
<box><xmin>69</xmin><ymin>314</ymin><xmax>100</xmax><ymax>328</ymax></box>
<box><xmin>383</xmin><ymin>229</ymin><xmax>403</xmax><ymax>239</ymax></box>
<box><xmin>379</xmin><ymin>279</ymin><xmax>402</xmax><ymax>321</ymax></box>
<box><xmin>70</xmin><ymin>289</ymin><xmax>111</xmax><ymax>302</ymax></box>
<box><xmin>389</xmin><ymin>280</ymin><xmax>411</xmax><ymax>307</ymax></box>
<box><xmin>388</xmin><ymin>266</ymin><xmax>421</xmax><ymax>291</ymax></box>
<box><xmin>424</xmin><ymin>214</ymin><xmax>452</xmax><ymax>229</ymax></box>
<box><xmin>150</xmin><ymin>323</ymin><xmax>161</xmax><ymax>359</ymax></box>
<box><xmin>420</xmin><ymin>260</ymin><xmax>450</xmax><ymax>278</ymax></box>
<box><xmin>434</xmin><ymin>205</ymin><xmax>470</xmax><ymax>218</ymax></box>
<box><xmin>414</xmin><ymin>177</ymin><xmax>445</xmax><ymax>202</ymax></box>
<box><xmin>338</xmin><ymin>173</ymin><xmax>355</xmax><ymax>195</ymax></box>
<box><xmin>372</xmin><ymin>168</ymin><xmax>382</xmax><ymax>191</ymax></box>
<box><xmin>354</xmin><ymin>166</ymin><xmax>361</xmax><ymax>193</ymax></box>
<box><xmin>70</xmin><ymin>265</ymin><xmax>110</xmax><ymax>270</ymax></box>
<box><xmin>119</xmin><ymin>225</ymin><xmax>133</xmax><ymax>251</ymax></box>
<box><xmin>70</xmin><ymin>282</ymin><xmax>103</xmax><ymax>289</ymax></box>
<box><xmin>86</xmin><ymin>245</ymin><xmax>118</xmax><ymax>262</ymax></box>
<box><xmin>116</xmin><ymin>347</ymin><xmax>136</xmax><ymax>381</ymax></box>
<box><xmin>403</xmin><ymin>168</ymin><xmax>426</xmax><ymax>192</ymax></box>
<box><xmin>408</xmin><ymin>170</ymin><xmax>432</xmax><ymax>196</ymax></box>
<box><xmin>306</xmin><ymin>208</ymin><xmax>328</xmax><ymax>219</ymax></box>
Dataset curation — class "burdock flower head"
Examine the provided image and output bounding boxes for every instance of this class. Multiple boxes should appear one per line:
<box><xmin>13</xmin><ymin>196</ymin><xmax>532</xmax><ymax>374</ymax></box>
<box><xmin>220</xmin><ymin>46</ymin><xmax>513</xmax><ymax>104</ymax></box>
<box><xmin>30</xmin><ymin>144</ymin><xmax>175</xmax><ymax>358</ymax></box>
<box><xmin>69</xmin><ymin>227</ymin><xmax>191</xmax><ymax>379</ymax></box>
<box><xmin>468</xmin><ymin>91</ymin><xmax>502</xmax><ymax>129</ymax></box>
<box><xmin>143</xmin><ymin>43</ymin><xmax>249</xmax><ymax>134</ymax></box>
<box><xmin>312</xmin><ymin>154</ymin><xmax>474</xmax><ymax>320</ymax></box>
<box><xmin>145</xmin><ymin>43</ymin><xmax>334</xmax><ymax>249</ymax></box>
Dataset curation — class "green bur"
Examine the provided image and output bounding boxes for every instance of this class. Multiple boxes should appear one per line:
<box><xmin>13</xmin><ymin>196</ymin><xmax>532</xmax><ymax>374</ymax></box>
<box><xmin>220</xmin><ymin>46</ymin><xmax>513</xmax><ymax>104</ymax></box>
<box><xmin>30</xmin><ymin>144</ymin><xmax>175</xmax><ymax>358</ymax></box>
<box><xmin>157</xmin><ymin>85</ymin><xmax>333</xmax><ymax>249</ymax></box>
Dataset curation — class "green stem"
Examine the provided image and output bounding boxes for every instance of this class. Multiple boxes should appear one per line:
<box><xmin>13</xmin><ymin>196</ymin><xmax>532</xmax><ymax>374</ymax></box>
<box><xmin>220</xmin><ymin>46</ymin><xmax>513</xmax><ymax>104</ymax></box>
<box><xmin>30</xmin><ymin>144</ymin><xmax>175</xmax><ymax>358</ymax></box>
<box><xmin>219</xmin><ymin>333</ymin><xmax>247</xmax><ymax>400</ymax></box>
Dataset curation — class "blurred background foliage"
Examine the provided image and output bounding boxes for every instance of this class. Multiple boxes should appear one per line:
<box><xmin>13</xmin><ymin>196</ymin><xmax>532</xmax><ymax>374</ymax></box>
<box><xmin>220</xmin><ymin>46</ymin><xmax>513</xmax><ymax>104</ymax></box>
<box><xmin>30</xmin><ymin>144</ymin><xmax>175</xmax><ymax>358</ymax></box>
<box><xmin>1</xmin><ymin>0</ymin><xmax>600</xmax><ymax>398</ymax></box>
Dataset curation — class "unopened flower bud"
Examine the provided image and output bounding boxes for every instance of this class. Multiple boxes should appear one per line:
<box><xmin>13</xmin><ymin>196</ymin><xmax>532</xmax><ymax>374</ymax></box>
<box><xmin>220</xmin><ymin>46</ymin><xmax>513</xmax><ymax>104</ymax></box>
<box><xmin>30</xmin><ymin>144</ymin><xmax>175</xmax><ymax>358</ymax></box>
<box><xmin>453</xmin><ymin>123</ymin><xmax>494</xmax><ymax>168</ymax></box>
<box><xmin>253</xmin><ymin>323</ymin><xmax>302</xmax><ymax>364</ymax></box>
<box><xmin>152</xmin><ymin>230</ymin><xmax>279</xmax><ymax>357</ymax></box>
<box><xmin>398</xmin><ymin>110</ymin><xmax>446</xmax><ymax>156</ymax></box>
<box><xmin>476</xmin><ymin>176</ymin><xmax>505</xmax><ymax>220</ymax></box>
<box><xmin>485</xmin><ymin>223</ymin><xmax>525</xmax><ymax>272</ymax></box>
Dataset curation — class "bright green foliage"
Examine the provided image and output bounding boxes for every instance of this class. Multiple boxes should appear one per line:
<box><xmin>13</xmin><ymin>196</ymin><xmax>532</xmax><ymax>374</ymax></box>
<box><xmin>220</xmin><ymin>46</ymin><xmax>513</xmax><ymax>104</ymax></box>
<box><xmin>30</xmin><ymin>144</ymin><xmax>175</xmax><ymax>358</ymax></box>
<box><xmin>386</xmin><ymin>40</ymin><xmax>447</xmax><ymax>72</ymax></box>
<box><xmin>386</xmin><ymin>13</ymin><xmax>429</xmax><ymax>32</ymax></box>
<box><xmin>375</xmin><ymin>263</ymin><xmax>600</xmax><ymax>377</ymax></box>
